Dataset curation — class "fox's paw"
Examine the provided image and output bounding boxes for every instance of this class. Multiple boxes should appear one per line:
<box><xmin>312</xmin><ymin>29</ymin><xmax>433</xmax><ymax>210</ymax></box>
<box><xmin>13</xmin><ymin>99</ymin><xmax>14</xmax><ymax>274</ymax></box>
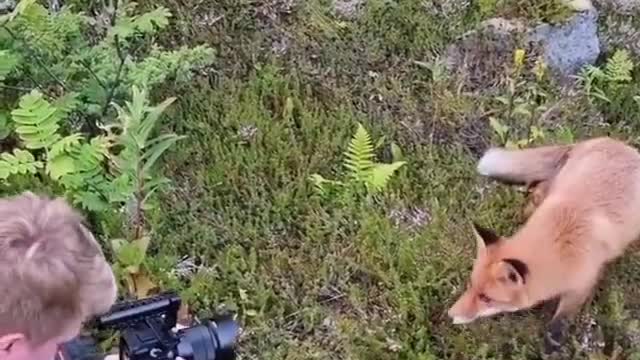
<box><xmin>477</xmin><ymin>148</ymin><xmax>509</xmax><ymax>177</ymax></box>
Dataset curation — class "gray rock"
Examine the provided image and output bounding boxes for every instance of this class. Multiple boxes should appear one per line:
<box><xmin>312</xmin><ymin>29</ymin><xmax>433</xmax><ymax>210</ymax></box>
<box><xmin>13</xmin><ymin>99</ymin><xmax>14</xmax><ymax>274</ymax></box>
<box><xmin>333</xmin><ymin>0</ymin><xmax>363</xmax><ymax>19</ymax></box>
<box><xmin>0</xmin><ymin>0</ymin><xmax>15</xmax><ymax>13</ymax></box>
<box><xmin>529</xmin><ymin>9</ymin><xmax>600</xmax><ymax>80</ymax></box>
<box><xmin>443</xmin><ymin>9</ymin><xmax>601</xmax><ymax>89</ymax></box>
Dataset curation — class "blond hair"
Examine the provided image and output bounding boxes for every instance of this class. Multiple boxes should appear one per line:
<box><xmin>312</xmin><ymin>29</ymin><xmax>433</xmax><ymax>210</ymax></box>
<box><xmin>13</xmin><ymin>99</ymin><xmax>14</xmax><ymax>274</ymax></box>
<box><xmin>0</xmin><ymin>191</ymin><xmax>117</xmax><ymax>344</ymax></box>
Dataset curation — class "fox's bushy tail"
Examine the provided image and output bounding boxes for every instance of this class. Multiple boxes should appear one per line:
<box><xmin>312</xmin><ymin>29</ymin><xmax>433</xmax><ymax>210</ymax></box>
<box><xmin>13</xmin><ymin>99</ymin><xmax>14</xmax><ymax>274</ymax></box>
<box><xmin>477</xmin><ymin>144</ymin><xmax>572</xmax><ymax>185</ymax></box>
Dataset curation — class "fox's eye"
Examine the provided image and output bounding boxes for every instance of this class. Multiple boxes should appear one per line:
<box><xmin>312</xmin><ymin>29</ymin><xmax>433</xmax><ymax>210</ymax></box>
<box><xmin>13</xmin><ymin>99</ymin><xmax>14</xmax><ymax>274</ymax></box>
<box><xmin>478</xmin><ymin>293</ymin><xmax>492</xmax><ymax>303</ymax></box>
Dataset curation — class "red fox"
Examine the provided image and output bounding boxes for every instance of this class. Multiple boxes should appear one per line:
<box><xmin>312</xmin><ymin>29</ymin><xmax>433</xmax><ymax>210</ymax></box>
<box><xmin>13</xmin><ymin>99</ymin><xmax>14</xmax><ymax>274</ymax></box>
<box><xmin>447</xmin><ymin>137</ymin><xmax>640</xmax><ymax>352</ymax></box>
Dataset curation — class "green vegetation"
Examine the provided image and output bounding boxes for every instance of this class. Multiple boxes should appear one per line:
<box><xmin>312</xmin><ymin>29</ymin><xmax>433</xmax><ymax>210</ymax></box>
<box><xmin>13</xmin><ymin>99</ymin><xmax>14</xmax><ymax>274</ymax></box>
<box><xmin>3</xmin><ymin>0</ymin><xmax>640</xmax><ymax>359</ymax></box>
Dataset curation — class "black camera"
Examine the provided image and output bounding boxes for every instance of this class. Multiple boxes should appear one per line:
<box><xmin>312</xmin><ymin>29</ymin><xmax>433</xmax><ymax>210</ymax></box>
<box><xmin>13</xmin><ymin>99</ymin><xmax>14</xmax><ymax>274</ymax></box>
<box><xmin>56</xmin><ymin>292</ymin><xmax>240</xmax><ymax>360</ymax></box>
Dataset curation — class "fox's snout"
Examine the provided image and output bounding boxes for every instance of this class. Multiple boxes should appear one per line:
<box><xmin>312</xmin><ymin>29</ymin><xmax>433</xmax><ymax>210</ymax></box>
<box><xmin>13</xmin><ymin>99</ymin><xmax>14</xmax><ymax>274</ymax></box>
<box><xmin>447</xmin><ymin>293</ymin><xmax>477</xmax><ymax>325</ymax></box>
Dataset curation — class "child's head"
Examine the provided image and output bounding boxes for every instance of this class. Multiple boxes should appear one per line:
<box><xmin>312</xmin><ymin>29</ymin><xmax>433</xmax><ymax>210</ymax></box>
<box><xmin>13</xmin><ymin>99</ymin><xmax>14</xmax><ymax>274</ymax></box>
<box><xmin>0</xmin><ymin>192</ymin><xmax>117</xmax><ymax>360</ymax></box>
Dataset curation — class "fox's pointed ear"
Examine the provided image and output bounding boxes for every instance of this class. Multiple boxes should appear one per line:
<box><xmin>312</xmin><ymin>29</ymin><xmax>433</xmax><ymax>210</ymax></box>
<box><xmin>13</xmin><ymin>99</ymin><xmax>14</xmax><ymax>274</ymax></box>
<box><xmin>472</xmin><ymin>222</ymin><xmax>500</xmax><ymax>253</ymax></box>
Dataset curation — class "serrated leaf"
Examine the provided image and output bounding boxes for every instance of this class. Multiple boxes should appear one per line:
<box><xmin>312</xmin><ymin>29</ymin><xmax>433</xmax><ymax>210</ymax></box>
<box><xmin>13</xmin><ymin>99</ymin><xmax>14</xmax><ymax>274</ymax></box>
<box><xmin>344</xmin><ymin>123</ymin><xmax>375</xmax><ymax>180</ymax></box>
<box><xmin>132</xmin><ymin>235</ymin><xmax>151</xmax><ymax>257</ymax></box>
<box><xmin>47</xmin><ymin>155</ymin><xmax>75</xmax><ymax>180</ymax></box>
<box><xmin>0</xmin><ymin>50</ymin><xmax>19</xmax><ymax>81</ymax></box>
<box><xmin>131</xmin><ymin>270</ymin><xmax>158</xmax><ymax>299</ymax></box>
<box><xmin>0</xmin><ymin>112</ymin><xmax>11</xmax><ymax>140</ymax></box>
<box><xmin>141</xmin><ymin>134</ymin><xmax>184</xmax><ymax>174</ymax></box>
<box><xmin>74</xmin><ymin>191</ymin><xmax>108</xmax><ymax>212</ymax></box>
<box><xmin>138</xmin><ymin>96</ymin><xmax>176</xmax><ymax>145</ymax></box>
<box><xmin>0</xmin><ymin>161</ymin><xmax>11</xmax><ymax>179</ymax></box>
<box><xmin>489</xmin><ymin>117</ymin><xmax>509</xmax><ymax>138</ymax></box>
<box><xmin>53</xmin><ymin>92</ymin><xmax>81</xmax><ymax>116</ymax></box>
<box><xmin>133</xmin><ymin>6</ymin><xmax>172</xmax><ymax>32</ymax></box>
<box><xmin>390</xmin><ymin>142</ymin><xmax>403</xmax><ymax>162</ymax></box>
<box><xmin>11</xmin><ymin>90</ymin><xmax>63</xmax><ymax>150</ymax></box>
<box><xmin>1</xmin><ymin>0</ymin><xmax>36</xmax><ymax>24</ymax></box>
<box><xmin>367</xmin><ymin>161</ymin><xmax>406</xmax><ymax>192</ymax></box>
<box><xmin>115</xmin><ymin>241</ymin><xmax>146</xmax><ymax>272</ymax></box>
<box><xmin>50</xmin><ymin>134</ymin><xmax>83</xmax><ymax>158</ymax></box>
<box><xmin>108</xmin><ymin>6</ymin><xmax>172</xmax><ymax>39</ymax></box>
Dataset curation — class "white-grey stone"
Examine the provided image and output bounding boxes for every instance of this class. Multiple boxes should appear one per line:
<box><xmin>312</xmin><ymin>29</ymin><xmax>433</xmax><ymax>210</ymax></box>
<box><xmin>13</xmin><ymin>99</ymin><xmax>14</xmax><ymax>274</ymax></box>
<box><xmin>528</xmin><ymin>9</ymin><xmax>600</xmax><ymax>79</ymax></box>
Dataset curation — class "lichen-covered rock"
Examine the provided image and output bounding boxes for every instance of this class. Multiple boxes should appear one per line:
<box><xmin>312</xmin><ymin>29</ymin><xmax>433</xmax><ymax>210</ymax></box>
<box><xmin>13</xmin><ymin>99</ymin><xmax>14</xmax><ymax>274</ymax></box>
<box><xmin>0</xmin><ymin>0</ymin><xmax>15</xmax><ymax>13</ymax></box>
<box><xmin>444</xmin><ymin>8</ymin><xmax>600</xmax><ymax>89</ymax></box>
<box><xmin>594</xmin><ymin>0</ymin><xmax>640</xmax><ymax>14</ymax></box>
<box><xmin>333</xmin><ymin>0</ymin><xmax>363</xmax><ymax>19</ymax></box>
<box><xmin>529</xmin><ymin>9</ymin><xmax>600</xmax><ymax>80</ymax></box>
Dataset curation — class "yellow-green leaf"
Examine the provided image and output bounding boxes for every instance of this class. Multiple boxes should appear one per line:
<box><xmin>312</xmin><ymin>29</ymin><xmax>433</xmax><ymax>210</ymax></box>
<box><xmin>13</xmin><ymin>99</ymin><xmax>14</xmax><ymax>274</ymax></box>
<box><xmin>47</xmin><ymin>155</ymin><xmax>75</xmax><ymax>180</ymax></box>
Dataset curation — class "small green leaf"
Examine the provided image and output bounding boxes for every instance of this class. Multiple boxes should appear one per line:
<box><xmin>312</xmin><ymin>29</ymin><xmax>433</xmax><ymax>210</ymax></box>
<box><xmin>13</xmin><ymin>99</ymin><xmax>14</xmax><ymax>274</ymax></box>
<box><xmin>50</xmin><ymin>134</ymin><xmax>83</xmax><ymax>158</ymax></box>
<box><xmin>47</xmin><ymin>155</ymin><xmax>75</xmax><ymax>180</ymax></box>
<box><xmin>138</xmin><ymin>97</ymin><xmax>176</xmax><ymax>145</ymax></box>
<box><xmin>367</xmin><ymin>161</ymin><xmax>406</xmax><ymax>192</ymax></box>
<box><xmin>390</xmin><ymin>142</ymin><xmax>403</xmax><ymax>162</ymax></box>
<box><xmin>489</xmin><ymin>117</ymin><xmax>509</xmax><ymax>139</ymax></box>
<box><xmin>0</xmin><ymin>50</ymin><xmax>19</xmax><ymax>81</ymax></box>
<box><xmin>0</xmin><ymin>161</ymin><xmax>11</xmax><ymax>179</ymax></box>
<box><xmin>141</xmin><ymin>134</ymin><xmax>185</xmax><ymax>174</ymax></box>
<box><xmin>0</xmin><ymin>112</ymin><xmax>11</xmax><ymax>140</ymax></box>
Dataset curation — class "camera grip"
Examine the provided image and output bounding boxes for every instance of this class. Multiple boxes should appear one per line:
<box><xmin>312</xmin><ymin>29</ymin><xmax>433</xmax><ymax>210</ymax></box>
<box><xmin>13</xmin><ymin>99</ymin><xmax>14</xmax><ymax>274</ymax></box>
<box><xmin>56</xmin><ymin>336</ymin><xmax>104</xmax><ymax>360</ymax></box>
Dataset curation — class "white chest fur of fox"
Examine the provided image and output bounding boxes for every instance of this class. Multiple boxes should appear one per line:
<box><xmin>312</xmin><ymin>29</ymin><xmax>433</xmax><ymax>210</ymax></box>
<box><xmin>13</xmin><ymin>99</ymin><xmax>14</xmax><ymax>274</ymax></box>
<box><xmin>448</xmin><ymin>137</ymin><xmax>640</xmax><ymax>351</ymax></box>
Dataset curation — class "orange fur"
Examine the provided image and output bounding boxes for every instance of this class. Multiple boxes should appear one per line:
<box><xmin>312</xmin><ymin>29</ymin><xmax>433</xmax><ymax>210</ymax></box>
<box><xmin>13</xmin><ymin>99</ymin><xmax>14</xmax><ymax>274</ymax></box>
<box><xmin>448</xmin><ymin>137</ymin><xmax>640</xmax><ymax>350</ymax></box>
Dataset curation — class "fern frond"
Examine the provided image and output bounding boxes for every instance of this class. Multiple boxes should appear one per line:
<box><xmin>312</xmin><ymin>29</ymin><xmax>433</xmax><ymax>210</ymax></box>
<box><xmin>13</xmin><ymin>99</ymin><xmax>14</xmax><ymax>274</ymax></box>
<box><xmin>10</xmin><ymin>90</ymin><xmax>62</xmax><ymax>149</ymax></box>
<box><xmin>0</xmin><ymin>50</ymin><xmax>19</xmax><ymax>81</ymax></box>
<box><xmin>46</xmin><ymin>154</ymin><xmax>75</xmax><ymax>180</ymax></box>
<box><xmin>308</xmin><ymin>173</ymin><xmax>343</xmax><ymax>195</ymax></box>
<box><xmin>49</xmin><ymin>133</ymin><xmax>83</xmax><ymax>158</ymax></box>
<box><xmin>126</xmin><ymin>45</ymin><xmax>216</xmax><ymax>88</ymax></box>
<box><xmin>366</xmin><ymin>161</ymin><xmax>406</xmax><ymax>193</ymax></box>
<box><xmin>0</xmin><ymin>148</ymin><xmax>43</xmax><ymax>179</ymax></box>
<box><xmin>605</xmin><ymin>49</ymin><xmax>633</xmax><ymax>83</ymax></box>
<box><xmin>108</xmin><ymin>6</ymin><xmax>171</xmax><ymax>40</ymax></box>
<box><xmin>10</xmin><ymin>2</ymin><xmax>88</xmax><ymax>61</ymax></box>
<box><xmin>53</xmin><ymin>92</ymin><xmax>81</xmax><ymax>116</ymax></box>
<box><xmin>344</xmin><ymin>123</ymin><xmax>375</xmax><ymax>181</ymax></box>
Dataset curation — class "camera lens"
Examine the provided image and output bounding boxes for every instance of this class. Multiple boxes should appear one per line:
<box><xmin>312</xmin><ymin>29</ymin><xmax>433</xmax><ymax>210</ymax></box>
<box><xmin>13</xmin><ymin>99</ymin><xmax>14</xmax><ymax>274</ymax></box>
<box><xmin>177</xmin><ymin>317</ymin><xmax>239</xmax><ymax>360</ymax></box>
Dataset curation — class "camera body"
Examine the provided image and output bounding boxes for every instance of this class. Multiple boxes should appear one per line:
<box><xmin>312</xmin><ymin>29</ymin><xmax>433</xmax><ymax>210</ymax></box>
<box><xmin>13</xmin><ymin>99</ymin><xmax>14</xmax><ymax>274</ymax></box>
<box><xmin>56</xmin><ymin>292</ymin><xmax>239</xmax><ymax>360</ymax></box>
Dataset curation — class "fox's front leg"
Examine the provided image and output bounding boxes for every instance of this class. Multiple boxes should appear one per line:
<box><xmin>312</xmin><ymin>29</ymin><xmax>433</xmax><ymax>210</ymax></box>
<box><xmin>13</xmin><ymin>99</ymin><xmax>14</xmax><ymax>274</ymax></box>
<box><xmin>543</xmin><ymin>281</ymin><xmax>598</xmax><ymax>354</ymax></box>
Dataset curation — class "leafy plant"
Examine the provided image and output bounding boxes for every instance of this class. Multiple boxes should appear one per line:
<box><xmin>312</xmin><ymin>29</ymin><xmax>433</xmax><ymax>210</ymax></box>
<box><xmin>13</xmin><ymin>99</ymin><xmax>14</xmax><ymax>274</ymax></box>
<box><xmin>103</xmin><ymin>85</ymin><xmax>185</xmax><ymax>299</ymax></box>
<box><xmin>576</xmin><ymin>49</ymin><xmax>635</xmax><ymax>105</ymax></box>
<box><xmin>0</xmin><ymin>90</ymin><xmax>112</xmax><ymax>208</ymax></box>
<box><xmin>310</xmin><ymin>123</ymin><xmax>406</xmax><ymax>197</ymax></box>
<box><xmin>488</xmin><ymin>49</ymin><xmax>551</xmax><ymax>148</ymax></box>
<box><xmin>0</xmin><ymin>0</ymin><xmax>215</xmax><ymax>132</ymax></box>
<box><xmin>0</xmin><ymin>85</ymin><xmax>182</xmax><ymax>299</ymax></box>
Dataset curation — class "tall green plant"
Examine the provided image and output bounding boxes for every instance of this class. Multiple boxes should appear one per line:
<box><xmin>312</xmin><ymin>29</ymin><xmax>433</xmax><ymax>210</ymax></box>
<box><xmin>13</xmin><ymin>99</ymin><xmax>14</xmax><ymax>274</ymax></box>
<box><xmin>107</xmin><ymin>86</ymin><xmax>184</xmax><ymax>298</ymax></box>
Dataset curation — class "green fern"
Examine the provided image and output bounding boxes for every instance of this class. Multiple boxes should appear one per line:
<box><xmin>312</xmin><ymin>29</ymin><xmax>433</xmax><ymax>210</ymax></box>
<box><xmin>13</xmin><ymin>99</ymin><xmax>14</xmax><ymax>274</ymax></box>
<box><xmin>108</xmin><ymin>4</ymin><xmax>172</xmax><ymax>40</ymax></box>
<box><xmin>578</xmin><ymin>49</ymin><xmax>635</xmax><ymax>105</ymax></box>
<box><xmin>10</xmin><ymin>90</ymin><xmax>62</xmax><ymax>150</ymax></box>
<box><xmin>0</xmin><ymin>148</ymin><xmax>43</xmax><ymax>179</ymax></box>
<box><xmin>0</xmin><ymin>50</ymin><xmax>19</xmax><ymax>81</ymax></box>
<box><xmin>344</xmin><ymin>123</ymin><xmax>375</xmax><ymax>182</ymax></box>
<box><xmin>310</xmin><ymin>122</ymin><xmax>406</xmax><ymax>197</ymax></box>
<box><xmin>367</xmin><ymin>162</ymin><xmax>407</xmax><ymax>193</ymax></box>
<box><xmin>604</xmin><ymin>49</ymin><xmax>633</xmax><ymax>83</ymax></box>
<box><xmin>49</xmin><ymin>134</ymin><xmax>83</xmax><ymax>158</ymax></box>
<box><xmin>126</xmin><ymin>45</ymin><xmax>216</xmax><ymax>88</ymax></box>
